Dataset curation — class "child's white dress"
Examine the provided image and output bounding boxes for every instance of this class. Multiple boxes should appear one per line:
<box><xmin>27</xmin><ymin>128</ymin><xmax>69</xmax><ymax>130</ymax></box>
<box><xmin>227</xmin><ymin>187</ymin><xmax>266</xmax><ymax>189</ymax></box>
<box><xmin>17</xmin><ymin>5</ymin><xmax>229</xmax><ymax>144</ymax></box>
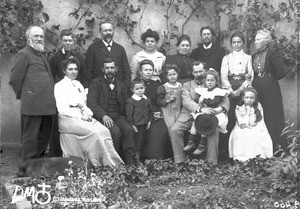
<box><xmin>191</xmin><ymin>87</ymin><xmax>229</xmax><ymax>134</ymax></box>
<box><xmin>228</xmin><ymin>103</ymin><xmax>273</xmax><ymax>161</ymax></box>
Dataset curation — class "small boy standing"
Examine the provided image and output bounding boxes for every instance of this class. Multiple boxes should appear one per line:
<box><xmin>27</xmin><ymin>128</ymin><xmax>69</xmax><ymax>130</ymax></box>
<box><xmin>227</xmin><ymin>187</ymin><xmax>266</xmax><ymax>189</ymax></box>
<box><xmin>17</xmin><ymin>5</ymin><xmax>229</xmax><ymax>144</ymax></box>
<box><xmin>125</xmin><ymin>79</ymin><xmax>152</xmax><ymax>162</ymax></box>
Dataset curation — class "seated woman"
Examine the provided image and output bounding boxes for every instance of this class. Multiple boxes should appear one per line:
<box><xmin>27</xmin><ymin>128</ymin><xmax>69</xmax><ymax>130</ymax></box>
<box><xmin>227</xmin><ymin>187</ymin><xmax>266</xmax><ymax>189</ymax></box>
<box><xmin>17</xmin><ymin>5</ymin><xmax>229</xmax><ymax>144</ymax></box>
<box><xmin>136</xmin><ymin>59</ymin><xmax>170</xmax><ymax>160</ymax></box>
<box><xmin>131</xmin><ymin>29</ymin><xmax>166</xmax><ymax>82</ymax></box>
<box><xmin>54</xmin><ymin>57</ymin><xmax>123</xmax><ymax>167</ymax></box>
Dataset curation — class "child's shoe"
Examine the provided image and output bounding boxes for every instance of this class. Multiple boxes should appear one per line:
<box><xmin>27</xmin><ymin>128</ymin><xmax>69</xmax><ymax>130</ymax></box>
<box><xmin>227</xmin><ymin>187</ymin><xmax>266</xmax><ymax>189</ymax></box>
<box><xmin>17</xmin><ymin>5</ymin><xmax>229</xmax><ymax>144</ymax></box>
<box><xmin>183</xmin><ymin>140</ymin><xmax>195</xmax><ymax>151</ymax></box>
<box><xmin>193</xmin><ymin>145</ymin><xmax>205</xmax><ymax>155</ymax></box>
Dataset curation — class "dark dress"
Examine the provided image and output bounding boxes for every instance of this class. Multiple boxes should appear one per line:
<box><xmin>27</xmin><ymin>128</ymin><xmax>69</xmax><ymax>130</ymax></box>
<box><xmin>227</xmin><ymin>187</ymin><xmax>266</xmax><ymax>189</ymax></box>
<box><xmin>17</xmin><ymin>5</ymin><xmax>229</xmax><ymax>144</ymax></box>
<box><xmin>141</xmin><ymin>79</ymin><xmax>171</xmax><ymax>159</ymax></box>
<box><xmin>252</xmin><ymin>46</ymin><xmax>286</xmax><ymax>151</ymax></box>
<box><xmin>164</xmin><ymin>53</ymin><xmax>195</xmax><ymax>84</ymax></box>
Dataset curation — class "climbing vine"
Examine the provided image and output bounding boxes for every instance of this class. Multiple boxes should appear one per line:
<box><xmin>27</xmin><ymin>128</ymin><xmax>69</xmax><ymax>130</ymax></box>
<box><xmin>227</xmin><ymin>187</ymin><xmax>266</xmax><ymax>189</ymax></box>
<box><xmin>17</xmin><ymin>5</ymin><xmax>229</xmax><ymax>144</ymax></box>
<box><xmin>0</xmin><ymin>0</ymin><xmax>44</xmax><ymax>53</ymax></box>
<box><xmin>0</xmin><ymin>0</ymin><xmax>299</xmax><ymax>76</ymax></box>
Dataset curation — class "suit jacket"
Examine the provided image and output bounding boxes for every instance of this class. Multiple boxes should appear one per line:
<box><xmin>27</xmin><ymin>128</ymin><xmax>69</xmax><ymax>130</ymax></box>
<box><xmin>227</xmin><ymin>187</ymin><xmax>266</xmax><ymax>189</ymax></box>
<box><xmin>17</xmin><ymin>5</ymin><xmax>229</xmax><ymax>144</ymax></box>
<box><xmin>9</xmin><ymin>44</ymin><xmax>56</xmax><ymax>115</ymax></box>
<box><xmin>85</xmin><ymin>40</ymin><xmax>131</xmax><ymax>86</ymax></box>
<box><xmin>191</xmin><ymin>43</ymin><xmax>226</xmax><ymax>73</ymax></box>
<box><xmin>87</xmin><ymin>76</ymin><xmax>129</xmax><ymax>122</ymax></box>
<box><xmin>177</xmin><ymin>79</ymin><xmax>230</xmax><ymax>122</ymax></box>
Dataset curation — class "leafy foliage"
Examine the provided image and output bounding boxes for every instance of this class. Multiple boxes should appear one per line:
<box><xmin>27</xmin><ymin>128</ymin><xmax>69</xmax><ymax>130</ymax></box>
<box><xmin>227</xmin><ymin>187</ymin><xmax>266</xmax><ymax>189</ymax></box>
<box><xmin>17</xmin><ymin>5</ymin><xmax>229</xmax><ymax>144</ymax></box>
<box><xmin>10</xmin><ymin>122</ymin><xmax>300</xmax><ymax>208</ymax></box>
<box><xmin>0</xmin><ymin>0</ymin><xmax>298</xmax><ymax>76</ymax></box>
<box><xmin>11</xmin><ymin>145</ymin><xmax>299</xmax><ymax>208</ymax></box>
<box><xmin>0</xmin><ymin>0</ymin><xmax>43</xmax><ymax>53</ymax></box>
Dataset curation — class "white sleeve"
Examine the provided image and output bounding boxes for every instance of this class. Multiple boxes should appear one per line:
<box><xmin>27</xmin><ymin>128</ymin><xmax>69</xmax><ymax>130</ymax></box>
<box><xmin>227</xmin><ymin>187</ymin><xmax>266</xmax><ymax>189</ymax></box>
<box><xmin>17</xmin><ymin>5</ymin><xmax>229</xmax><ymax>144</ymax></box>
<box><xmin>75</xmin><ymin>80</ymin><xmax>94</xmax><ymax>116</ymax></box>
<box><xmin>54</xmin><ymin>82</ymin><xmax>82</xmax><ymax>119</ymax></box>
<box><xmin>220</xmin><ymin>55</ymin><xmax>233</xmax><ymax>92</ymax></box>
<box><xmin>131</xmin><ymin>54</ymin><xmax>139</xmax><ymax>80</ymax></box>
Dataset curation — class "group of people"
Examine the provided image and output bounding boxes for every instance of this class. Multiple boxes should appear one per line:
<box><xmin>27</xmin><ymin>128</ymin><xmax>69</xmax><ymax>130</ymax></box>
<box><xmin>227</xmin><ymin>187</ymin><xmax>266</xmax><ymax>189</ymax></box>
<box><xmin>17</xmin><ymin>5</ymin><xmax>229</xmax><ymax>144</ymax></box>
<box><xmin>9</xmin><ymin>21</ymin><xmax>286</xmax><ymax>168</ymax></box>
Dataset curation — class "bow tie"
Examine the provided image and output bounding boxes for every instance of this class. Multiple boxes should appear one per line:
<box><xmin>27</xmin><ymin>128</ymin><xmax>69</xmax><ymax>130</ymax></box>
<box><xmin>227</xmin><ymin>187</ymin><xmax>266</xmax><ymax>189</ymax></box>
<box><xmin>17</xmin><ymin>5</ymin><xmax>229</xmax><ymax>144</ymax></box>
<box><xmin>107</xmin><ymin>44</ymin><xmax>112</xmax><ymax>51</ymax></box>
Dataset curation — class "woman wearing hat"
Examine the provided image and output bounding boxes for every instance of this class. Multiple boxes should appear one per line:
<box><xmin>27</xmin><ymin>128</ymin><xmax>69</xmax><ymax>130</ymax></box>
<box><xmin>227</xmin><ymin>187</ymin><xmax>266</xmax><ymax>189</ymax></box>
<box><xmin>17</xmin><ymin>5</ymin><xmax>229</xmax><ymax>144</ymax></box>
<box><xmin>252</xmin><ymin>29</ymin><xmax>286</xmax><ymax>151</ymax></box>
<box><xmin>131</xmin><ymin>29</ymin><xmax>166</xmax><ymax>81</ymax></box>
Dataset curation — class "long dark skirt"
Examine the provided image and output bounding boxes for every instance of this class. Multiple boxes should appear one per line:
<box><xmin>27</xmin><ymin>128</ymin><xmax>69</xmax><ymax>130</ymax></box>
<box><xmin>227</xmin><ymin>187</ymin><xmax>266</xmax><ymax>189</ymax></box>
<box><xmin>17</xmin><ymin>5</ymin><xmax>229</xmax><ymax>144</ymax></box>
<box><xmin>141</xmin><ymin>118</ymin><xmax>170</xmax><ymax>160</ymax></box>
<box><xmin>253</xmin><ymin>74</ymin><xmax>286</xmax><ymax>151</ymax></box>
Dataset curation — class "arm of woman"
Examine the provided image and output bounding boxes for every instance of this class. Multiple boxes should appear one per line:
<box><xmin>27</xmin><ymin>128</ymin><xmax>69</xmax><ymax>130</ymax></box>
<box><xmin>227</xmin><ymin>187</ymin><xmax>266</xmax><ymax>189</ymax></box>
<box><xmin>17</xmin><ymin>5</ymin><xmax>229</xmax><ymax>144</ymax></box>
<box><xmin>54</xmin><ymin>83</ymin><xmax>82</xmax><ymax>119</ymax></box>
<box><xmin>131</xmin><ymin>54</ymin><xmax>139</xmax><ymax>80</ymax></box>
<box><xmin>270</xmin><ymin>48</ymin><xmax>287</xmax><ymax>80</ymax></box>
<box><xmin>156</xmin><ymin>85</ymin><xmax>168</xmax><ymax>107</ymax></box>
<box><xmin>246</xmin><ymin>55</ymin><xmax>254</xmax><ymax>86</ymax></box>
<box><xmin>220</xmin><ymin>55</ymin><xmax>233</xmax><ymax>92</ymax></box>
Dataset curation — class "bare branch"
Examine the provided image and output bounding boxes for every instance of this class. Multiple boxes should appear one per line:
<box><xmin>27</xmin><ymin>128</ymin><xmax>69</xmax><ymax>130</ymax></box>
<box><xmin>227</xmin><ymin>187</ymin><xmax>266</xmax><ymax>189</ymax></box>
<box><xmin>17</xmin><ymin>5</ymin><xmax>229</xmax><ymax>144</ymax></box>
<box><xmin>139</xmin><ymin>0</ymin><xmax>149</xmax><ymax>33</ymax></box>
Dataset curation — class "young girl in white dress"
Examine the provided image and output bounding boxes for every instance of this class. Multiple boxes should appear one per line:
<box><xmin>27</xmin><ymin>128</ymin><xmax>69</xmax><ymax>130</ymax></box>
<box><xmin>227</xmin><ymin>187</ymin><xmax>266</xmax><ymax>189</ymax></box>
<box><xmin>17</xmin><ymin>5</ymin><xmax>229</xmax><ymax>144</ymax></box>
<box><xmin>183</xmin><ymin>69</ymin><xmax>229</xmax><ymax>155</ymax></box>
<box><xmin>228</xmin><ymin>86</ymin><xmax>273</xmax><ymax>161</ymax></box>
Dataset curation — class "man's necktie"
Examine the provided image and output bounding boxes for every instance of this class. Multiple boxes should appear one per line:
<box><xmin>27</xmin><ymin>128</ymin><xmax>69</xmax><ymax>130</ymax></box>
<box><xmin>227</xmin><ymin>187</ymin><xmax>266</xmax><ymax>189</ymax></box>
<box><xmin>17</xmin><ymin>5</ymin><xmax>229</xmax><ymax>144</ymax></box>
<box><xmin>107</xmin><ymin>45</ymin><xmax>111</xmax><ymax>51</ymax></box>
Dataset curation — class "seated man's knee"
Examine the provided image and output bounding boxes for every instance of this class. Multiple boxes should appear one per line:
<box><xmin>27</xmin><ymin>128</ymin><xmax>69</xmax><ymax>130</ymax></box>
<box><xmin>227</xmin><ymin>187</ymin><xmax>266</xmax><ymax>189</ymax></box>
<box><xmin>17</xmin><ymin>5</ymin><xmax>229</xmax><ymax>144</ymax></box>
<box><xmin>121</xmin><ymin>124</ymin><xmax>135</xmax><ymax>136</ymax></box>
<box><xmin>109</xmin><ymin>125</ymin><xmax>122</xmax><ymax>141</ymax></box>
<box><xmin>170</xmin><ymin>126</ymin><xmax>181</xmax><ymax>137</ymax></box>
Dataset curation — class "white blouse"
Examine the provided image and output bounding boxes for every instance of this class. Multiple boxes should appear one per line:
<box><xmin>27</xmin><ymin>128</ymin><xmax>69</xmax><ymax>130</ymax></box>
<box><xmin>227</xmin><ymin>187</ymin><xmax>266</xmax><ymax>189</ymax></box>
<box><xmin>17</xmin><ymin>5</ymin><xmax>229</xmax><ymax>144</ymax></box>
<box><xmin>54</xmin><ymin>76</ymin><xmax>93</xmax><ymax>119</ymax></box>
<box><xmin>221</xmin><ymin>50</ymin><xmax>254</xmax><ymax>92</ymax></box>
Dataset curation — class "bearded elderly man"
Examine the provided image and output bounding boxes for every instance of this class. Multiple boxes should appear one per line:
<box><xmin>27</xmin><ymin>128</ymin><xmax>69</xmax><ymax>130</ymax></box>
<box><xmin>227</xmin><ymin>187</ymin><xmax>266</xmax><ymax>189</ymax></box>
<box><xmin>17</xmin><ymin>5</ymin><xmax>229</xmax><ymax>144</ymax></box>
<box><xmin>9</xmin><ymin>26</ymin><xmax>56</xmax><ymax>161</ymax></box>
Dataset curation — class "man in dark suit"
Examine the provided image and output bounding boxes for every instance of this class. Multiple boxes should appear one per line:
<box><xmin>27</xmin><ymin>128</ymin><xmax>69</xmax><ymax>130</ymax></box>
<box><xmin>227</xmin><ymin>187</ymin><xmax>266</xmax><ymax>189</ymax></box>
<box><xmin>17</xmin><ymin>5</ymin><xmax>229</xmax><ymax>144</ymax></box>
<box><xmin>87</xmin><ymin>58</ymin><xmax>136</xmax><ymax>165</ymax></box>
<box><xmin>85</xmin><ymin>21</ymin><xmax>131</xmax><ymax>88</ymax></box>
<box><xmin>9</xmin><ymin>26</ymin><xmax>56</xmax><ymax>161</ymax></box>
<box><xmin>191</xmin><ymin>26</ymin><xmax>226</xmax><ymax>73</ymax></box>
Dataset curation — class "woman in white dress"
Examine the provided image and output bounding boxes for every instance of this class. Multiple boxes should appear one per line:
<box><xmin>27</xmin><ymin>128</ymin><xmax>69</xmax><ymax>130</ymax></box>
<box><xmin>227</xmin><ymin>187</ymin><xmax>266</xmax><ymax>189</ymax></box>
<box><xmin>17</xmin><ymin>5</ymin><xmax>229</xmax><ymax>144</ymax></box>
<box><xmin>228</xmin><ymin>86</ymin><xmax>273</xmax><ymax>161</ymax></box>
<box><xmin>131</xmin><ymin>29</ymin><xmax>166</xmax><ymax>81</ymax></box>
<box><xmin>54</xmin><ymin>57</ymin><xmax>123</xmax><ymax>167</ymax></box>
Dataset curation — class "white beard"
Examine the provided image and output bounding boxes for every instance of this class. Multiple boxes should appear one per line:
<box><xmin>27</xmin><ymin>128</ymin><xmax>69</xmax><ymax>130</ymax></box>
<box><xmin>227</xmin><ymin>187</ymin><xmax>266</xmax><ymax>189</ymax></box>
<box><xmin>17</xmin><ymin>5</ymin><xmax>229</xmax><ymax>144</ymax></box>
<box><xmin>29</xmin><ymin>39</ymin><xmax>44</xmax><ymax>52</ymax></box>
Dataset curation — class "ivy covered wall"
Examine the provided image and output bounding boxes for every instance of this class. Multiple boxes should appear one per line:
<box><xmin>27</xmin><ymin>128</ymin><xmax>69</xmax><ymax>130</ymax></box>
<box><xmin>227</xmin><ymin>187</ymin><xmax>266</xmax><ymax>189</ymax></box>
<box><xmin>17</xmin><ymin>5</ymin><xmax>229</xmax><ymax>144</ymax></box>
<box><xmin>0</xmin><ymin>0</ymin><xmax>299</xmax><ymax>143</ymax></box>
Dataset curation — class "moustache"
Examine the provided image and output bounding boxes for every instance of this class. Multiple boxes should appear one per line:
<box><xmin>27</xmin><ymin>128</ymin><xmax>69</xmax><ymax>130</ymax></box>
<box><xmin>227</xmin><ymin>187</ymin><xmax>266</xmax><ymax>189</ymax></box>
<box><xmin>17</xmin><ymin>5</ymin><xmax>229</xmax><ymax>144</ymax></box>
<box><xmin>105</xmin><ymin>34</ymin><xmax>112</xmax><ymax>39</ymax></box>
<box><xmin>34</xmin><ymin>41</ymin><xmax>44</xmax><ymax>46</ymax></box>
<box><xmin>106</xmin><ymin>72</ymin><xmax>115</xmax><ymax>77</ymax></box>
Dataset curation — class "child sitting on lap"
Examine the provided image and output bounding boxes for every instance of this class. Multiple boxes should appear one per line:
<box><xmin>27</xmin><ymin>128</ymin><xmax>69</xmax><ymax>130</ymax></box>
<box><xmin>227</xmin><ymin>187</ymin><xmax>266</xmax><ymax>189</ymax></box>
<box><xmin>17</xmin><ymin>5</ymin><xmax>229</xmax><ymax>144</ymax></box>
<box><xmin>184</xmin><ymin>69</ymin><xmax>229</xmax><ymax>155</ymax></box>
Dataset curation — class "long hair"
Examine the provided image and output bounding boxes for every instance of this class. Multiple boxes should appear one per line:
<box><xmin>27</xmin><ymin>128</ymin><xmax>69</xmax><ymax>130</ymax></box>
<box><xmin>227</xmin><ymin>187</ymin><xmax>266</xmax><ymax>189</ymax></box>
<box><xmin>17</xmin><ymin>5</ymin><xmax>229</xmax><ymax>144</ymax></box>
<box><xmin>241</xmin><ymin>86</ymin><xmax>262</xmax><ymax>122</ymax></box>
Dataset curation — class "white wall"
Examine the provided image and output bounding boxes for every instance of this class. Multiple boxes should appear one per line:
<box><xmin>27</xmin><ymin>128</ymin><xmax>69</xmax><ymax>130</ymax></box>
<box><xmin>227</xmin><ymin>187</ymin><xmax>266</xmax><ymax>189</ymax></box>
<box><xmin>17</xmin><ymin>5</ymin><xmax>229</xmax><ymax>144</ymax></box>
<box><xmin>0</xmin><ymin>0</ymin><xmax>298</xmax><ymax>143</ymax></box>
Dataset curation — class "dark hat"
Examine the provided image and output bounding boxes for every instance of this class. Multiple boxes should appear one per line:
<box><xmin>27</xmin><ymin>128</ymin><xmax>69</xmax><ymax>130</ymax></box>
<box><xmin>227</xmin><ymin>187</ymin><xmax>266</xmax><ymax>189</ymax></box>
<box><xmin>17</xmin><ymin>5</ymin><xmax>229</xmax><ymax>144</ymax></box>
<box><xmin>195</xmin><ymin>114</ymin><xmax>218</xmax><ymax>136</ymax></box>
